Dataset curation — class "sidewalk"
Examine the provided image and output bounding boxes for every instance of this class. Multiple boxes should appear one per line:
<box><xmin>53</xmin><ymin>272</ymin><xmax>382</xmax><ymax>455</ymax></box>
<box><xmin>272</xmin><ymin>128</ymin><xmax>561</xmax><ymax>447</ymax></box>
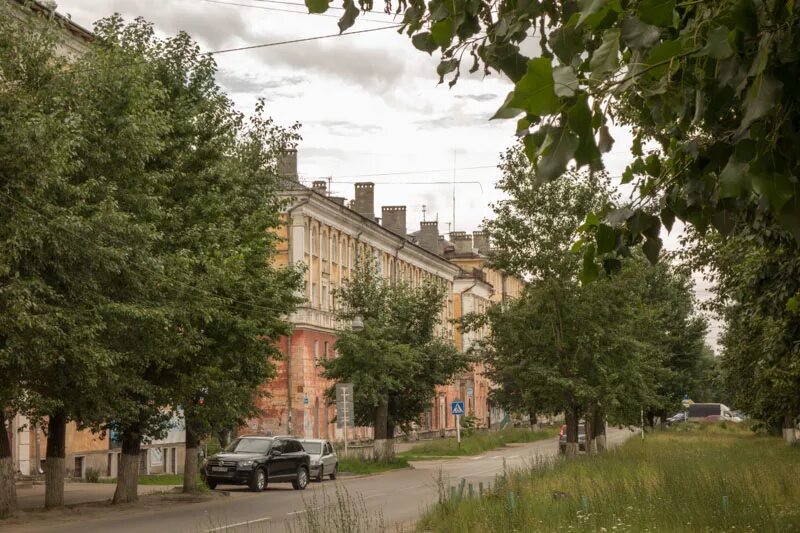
<box><xmin>16</xmin><ymin>482</ymin><xmax>175</xmax><ymax>510</ymax></box>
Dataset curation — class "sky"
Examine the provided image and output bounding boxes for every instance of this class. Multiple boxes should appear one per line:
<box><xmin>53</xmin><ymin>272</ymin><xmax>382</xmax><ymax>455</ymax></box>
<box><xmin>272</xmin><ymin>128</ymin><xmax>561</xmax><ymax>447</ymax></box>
<box><xmin>52</xmin><ymin>0</ymin><xmax>720</xmax><ymax>348</ymax></box>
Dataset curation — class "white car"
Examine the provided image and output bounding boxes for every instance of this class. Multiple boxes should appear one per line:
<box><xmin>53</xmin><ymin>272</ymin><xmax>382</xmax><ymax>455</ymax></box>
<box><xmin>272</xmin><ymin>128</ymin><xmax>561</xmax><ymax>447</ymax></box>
<box><xmin>299</xmin><ymin>439</ymin><xmax>338</xmax><ymax>482</ymax></box>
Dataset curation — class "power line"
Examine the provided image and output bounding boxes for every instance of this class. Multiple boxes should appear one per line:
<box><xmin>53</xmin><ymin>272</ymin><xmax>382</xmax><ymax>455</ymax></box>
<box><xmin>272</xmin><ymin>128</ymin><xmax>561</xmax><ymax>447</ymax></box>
<box><xmin>196</xmin><ymin>0</ymin><xmax>400</xmax><ymax>25</ymax></box>
<box><xmin>209</xmin><ymin>24</ymin><xmax>401</xmax><ymax>54</ymax></box>
<box><xmin>302</xmin><ymin>165</ymin><xmax>497</xmax><ymax>180</ymax></box>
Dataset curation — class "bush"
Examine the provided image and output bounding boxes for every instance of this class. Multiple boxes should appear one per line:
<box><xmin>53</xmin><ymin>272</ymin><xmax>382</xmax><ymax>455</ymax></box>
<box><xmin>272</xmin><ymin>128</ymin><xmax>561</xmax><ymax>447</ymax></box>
<box><xmin>84</xmin><ymin>467</ymin><xmax>101</xmax><ymax>483</ymax></box>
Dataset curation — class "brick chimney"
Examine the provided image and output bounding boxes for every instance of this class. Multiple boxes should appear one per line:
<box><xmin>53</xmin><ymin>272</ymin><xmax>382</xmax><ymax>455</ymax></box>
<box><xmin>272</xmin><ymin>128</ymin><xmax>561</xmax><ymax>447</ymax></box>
<box><xmin>418</xmin><ymin>221</ymin><xmax>440</xmax><ymax>254</ymax></box>
<box><xmin>450</xmin><ymin>231</ymin><xmax>473</xmax><ymax>254</ymax></box>
<box><xmin>312</xmin><ymin>180</ymin><xmax>327</xmax><ymax>195</ymax></box>
<box><xmin>473</xmin><ymin>231</ymin><xmax>490</xmax><ymax>254</ymax></box>
<box><xmin>353</xmin><ymin>182</ymin><xmax>374</xmax><ymax>219</ymax></box>
<box><xmin>277</xmin><ymin>149</ymin><xmax>298</xmax><ymax>180</ymax></box>
<box><xmin>381</xmin><ymin>206</ymin><xmax>406</xmax><ymax>237</ymax></box>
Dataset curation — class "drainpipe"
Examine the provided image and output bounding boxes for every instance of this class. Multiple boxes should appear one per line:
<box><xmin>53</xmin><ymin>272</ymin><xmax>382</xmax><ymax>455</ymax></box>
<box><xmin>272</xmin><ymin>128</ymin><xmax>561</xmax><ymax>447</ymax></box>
<box><xmin>393</xmin><ymin>239</ymin><xmax>406</xmax><ymax>284</ymax></box>
<box><xmin>285</xmin><ymin>197</ymin><xmax>310</xmax><ymax>437</ymax></box>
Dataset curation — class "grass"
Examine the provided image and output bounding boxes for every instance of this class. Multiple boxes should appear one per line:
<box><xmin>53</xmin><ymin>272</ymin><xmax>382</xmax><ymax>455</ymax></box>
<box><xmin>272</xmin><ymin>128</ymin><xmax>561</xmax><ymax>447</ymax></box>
<box><xmin>338</xmin><ymin>455</ymin><xmax>410</xmax><ymax>475</ymax></box>
<box><xmin>97</xmin><ymin>473</ymin><xmax>187</xmax><ymax>485</ymax></box>
<box><xmin>400</xmin><ymin>426</ymin><xmax>559</xmax><ymax>460</ymax></box>
<box><xmin>418</xmin><ymin>423</ymin><xmax>800</xmax><ymax>532</ymax></box>
<box><xmin>335</xmin><ymin>427</ymin><xmax>557</xmax><ymax>476</ymax></box>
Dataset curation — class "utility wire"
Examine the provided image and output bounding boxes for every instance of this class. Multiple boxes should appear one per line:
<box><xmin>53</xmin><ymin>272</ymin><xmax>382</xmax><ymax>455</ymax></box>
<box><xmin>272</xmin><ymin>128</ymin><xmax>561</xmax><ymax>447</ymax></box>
<box><xmin>302</xmin><ymin>165</ymin><xmax>497</xmax><ymax>180</ymax></box>
<box><xmin>196</xmin><ymin>0</ymin><xmax>400</xmax><ymax>25</ymax></box>
<box><xmin>209</xmin><ymin>24</ymin><xmax>401</xmax><ymax>54</ymax></box>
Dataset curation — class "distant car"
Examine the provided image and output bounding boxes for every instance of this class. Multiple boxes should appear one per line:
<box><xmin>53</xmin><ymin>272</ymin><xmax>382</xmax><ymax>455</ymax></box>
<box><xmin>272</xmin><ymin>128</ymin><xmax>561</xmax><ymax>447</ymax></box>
<box><xmin>688</xmin><ymin>403</ymin><xmax>741</xmax><ymax>423</ymax></box>
<box><xmin>202</xmin><ymin>436</ymin><xmax>310</xmax><ymax>492</ymax></box>
<box><xmin>299</xmin><ymin>439</ymin><xmax>339</xmax><ymax>482</ymax></box>
<box><xmin>667</xmin><ymin>412</ymin><xmax>687</xmax><ymax>424</ymax></box>
<box><xmin>558</xmin><ymin>423</ymin><xmax>586</xmax><ymax>454</ymax></box>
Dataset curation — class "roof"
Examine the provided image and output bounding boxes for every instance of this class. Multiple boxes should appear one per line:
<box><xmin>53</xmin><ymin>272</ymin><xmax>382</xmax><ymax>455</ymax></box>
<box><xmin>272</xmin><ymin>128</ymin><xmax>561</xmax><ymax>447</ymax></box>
<box><xmin>11</xmin><ymin>0</ymin><xmax>94</xmax><ymax>42</ymax></box>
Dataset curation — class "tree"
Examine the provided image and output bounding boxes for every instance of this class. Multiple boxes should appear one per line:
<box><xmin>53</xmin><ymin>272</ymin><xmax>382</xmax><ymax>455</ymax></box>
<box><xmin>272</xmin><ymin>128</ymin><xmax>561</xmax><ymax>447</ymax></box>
<box><xmin>310</xmin><ymin>0</ymin><xmax>800</xmax><ymax>283</ymax></box>
<box><xmin>323</xmin><ymin>259</ymin><xmax>468</xmax><ymax>461</ymax></box>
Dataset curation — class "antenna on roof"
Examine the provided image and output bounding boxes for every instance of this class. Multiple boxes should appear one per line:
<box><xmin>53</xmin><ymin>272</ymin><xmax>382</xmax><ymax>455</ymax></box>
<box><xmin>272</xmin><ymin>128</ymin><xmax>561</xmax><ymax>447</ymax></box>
<box><xmin>422</xmin><ymin>204</ymin><xmax>427</xmax><ymax>222</ymax></box>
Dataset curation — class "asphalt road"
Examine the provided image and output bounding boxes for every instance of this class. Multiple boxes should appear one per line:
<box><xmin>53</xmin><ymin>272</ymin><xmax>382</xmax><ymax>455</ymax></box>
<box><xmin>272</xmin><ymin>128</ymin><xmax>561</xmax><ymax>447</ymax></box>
<box><xmin>4</xmin><ymin>428</ymin><xmax>632</xmax><ymax>533</ymax></box>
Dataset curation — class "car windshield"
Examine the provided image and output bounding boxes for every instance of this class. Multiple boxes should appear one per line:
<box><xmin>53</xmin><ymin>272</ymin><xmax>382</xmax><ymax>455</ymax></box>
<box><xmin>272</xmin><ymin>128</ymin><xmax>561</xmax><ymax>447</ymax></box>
<box><xmin>224</xmin><ymin>438</ymin><xmax>272</xmax><ymax>454</ymax></box>
<box><xmin>302</xmin><ymin>442</ymin><xmax>322</xmax><ymax>454</ymax></box>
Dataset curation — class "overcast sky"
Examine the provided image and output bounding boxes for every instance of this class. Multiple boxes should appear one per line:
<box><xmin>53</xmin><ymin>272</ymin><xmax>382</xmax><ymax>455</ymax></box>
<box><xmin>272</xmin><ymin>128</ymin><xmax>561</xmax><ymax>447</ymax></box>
<box><xmin>53</xmin><ymin>0</ymin><xmax>720</xmax><ymax>348</ymax></box>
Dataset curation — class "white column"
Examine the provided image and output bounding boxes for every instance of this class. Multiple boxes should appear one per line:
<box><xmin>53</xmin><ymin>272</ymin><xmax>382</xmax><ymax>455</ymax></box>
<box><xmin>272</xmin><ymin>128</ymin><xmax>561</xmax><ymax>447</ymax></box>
<box><xmin>15</xmin><ymin>414</ymin><xmax>31</xmax><ymax>476</ymax></box>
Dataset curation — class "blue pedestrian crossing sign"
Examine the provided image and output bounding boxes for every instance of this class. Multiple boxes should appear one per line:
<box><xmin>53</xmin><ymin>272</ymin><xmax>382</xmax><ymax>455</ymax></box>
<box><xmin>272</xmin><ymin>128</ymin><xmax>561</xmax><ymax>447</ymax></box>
<box><xmin>451</xmin><ymin>400</ymin><xmax>465</xmax><ymax>416</ymax></box>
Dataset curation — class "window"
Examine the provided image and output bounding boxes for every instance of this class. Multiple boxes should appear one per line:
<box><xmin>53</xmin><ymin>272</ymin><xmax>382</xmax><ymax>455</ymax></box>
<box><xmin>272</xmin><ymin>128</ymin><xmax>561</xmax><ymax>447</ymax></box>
<box><xmin>340</xmin><ymin>239</ymin><xmax>346</xmax><ymax>266</ymax></box>
<box><xmin>312</xmin><ymin>282</ymin><xmax>318</xmax><ymax>307</ymax></box>
<box><xmin>321</xmin><ymin>230</ymin><xmax>328</xmax><ymax>259</ymax></box>
<box><xmin>74</xmin><ymin>456</ymin><xmax>84</xmax><ymax>478</ymax></box>
<box><xmin>322</xmin><ymin>285</ymin><xmax>328</xmax><ymax>311</ymax></box>
<box><xmin>311</xmin><ymin>227</ymin><xmax>318</xmax><ymax>256</ymax></box>
<box><xmin>323</xmin><ymin>341</ymin><xmax>329</xmax><ymax>359</ymax></box>
<box><xmin>286</xmin><ymin>440</ymin><xmax>303</xmax><ymax>453</ymax></box>
<box><xmin>314</xmin><ymin>340</ymin><xmax>320</xmax><ymax>362</ymax></box>
<box><xmin>331</xmin><ymin>234</ymin><xmax>337</xmax><ymax>263</ymax></box>
<box><xmin>349</xmin><ymin>243</ymin><xmax>355</xmax><ymax>268</ymax></box>
<box><xmin>107</xmin><ymin>453</ymin><xmax>113</xmax><ymax>477</ymax></box>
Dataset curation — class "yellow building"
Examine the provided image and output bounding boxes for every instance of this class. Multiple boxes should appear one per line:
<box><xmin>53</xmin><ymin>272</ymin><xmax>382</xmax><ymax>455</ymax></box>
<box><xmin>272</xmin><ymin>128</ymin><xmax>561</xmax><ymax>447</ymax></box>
<box><xmin>247</xmin><ymin>154</ymin><xmax>461</xmax><ymax>440</ymax></box>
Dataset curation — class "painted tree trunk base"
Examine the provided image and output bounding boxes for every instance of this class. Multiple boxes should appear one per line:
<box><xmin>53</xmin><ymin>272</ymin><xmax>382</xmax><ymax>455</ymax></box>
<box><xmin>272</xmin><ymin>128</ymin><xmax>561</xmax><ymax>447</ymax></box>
<box><xmin>783</xmin><ymin>428</ymin><xmax>797</xmax><ymax>447</ymax></box>
<box><xmin>0</xmin><ymin>456</ymin><xmax>18</xmax><ymax>518</ymax></box>
<box><xmin>113</xmin><ymin>454</ymin><xmax>140</xmax><ymax>504</ymax></box>
<box><xmin>183</xmin><ymin>447</ymin><xmax>199</xmax><ymax>493</ymax></box>
<box><xmin>373</xmin><ymin>439</ymin><xmax>394</xmax><ymax>462</ymax></box>
<box><xmin>595</xmin><ymin>434</ymin><xmax>607</xmax><ymax>452</ymax></box>
<box><xmin>586</xmin><ymin>439</ymin><xmax>598</xmax><ymax>455</ymax></box>
<box><xmin>44</xmin><ymin>457</ymin><xmax>65</xmax><ymax>509</ymax></box>
<box><xmin>564</xmin><ymin>442</ymin><xmax>579</xmax><ymax>457</ymax></box>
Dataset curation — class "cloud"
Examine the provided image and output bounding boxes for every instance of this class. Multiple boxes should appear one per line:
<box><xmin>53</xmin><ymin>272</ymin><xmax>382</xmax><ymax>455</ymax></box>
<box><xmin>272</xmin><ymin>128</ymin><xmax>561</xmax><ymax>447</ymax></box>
<box><xmin>454</xmin><ymin>93</ymin><xmax>497</xmax><ymax>102</ymax></box>
<box><xmin>216</xmin><ymin>70</ymin><xmax>307</xmax><ymax>93</ymax></box>
<box><xmin>311</xmin><ymin>120</ymin><xmax>382</xmax><ymax>136</ymax></box>
<box><xmin>413</xmin><ymin>111</ymin><xmax>493</xmax><ymax>129</ymax></box>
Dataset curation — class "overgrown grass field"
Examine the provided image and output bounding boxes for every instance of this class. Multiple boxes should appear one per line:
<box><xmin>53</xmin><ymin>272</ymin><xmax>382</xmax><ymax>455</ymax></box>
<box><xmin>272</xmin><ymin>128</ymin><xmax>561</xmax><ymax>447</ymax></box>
<box><xmin>419</xmin><ymin>424</ymin><xmax>800</xmax><ymax>532</ymax></box>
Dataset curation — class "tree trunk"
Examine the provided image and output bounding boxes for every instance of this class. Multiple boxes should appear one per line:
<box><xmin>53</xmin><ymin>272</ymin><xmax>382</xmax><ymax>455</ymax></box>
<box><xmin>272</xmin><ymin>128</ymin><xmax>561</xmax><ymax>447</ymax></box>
<box><xmin>584</xmin><ymin>405</ymin><xmax>597</xmax><ymax>455</ymax></box>
<box><xmin>372</xmin><ymin>398</ymin><xmax>394</xmax><ymax>462</ymax></box>
<box><xmin>528</xmin><ymin>410</ymin><xmax>539</xmax><ymax>431</ymax></box>
<box><xmin>564</xmin><ymin>406</ymin><xmax>579</xmax><ymax>457</ymax></box>
<box><xmin>0</xmin><ymin>418</ymin><xmax>18</xmax><ymax>518</ymax></box>
<box><xmin>783</xmin><ymin>413</ymin><xmax>797</xmax><ymax>447</ymax></box>
<box><xmin>44</xmin><ymin>410</ymin><xmax>67</xmax><ymax>509</ymax></box>
<box><xmin>183</xmin><ymin>413</ymin><xmax>201</xmax><ymax>493</ymax></box>
<box><xmin>113</xmin><ymin>430</ymin><xmax>141</xmax><ymax>504</ymax></box>
<box><xmin>593</xmin><ymin>406</ymin><xmax>607</xmax><ymax>452</ymax></box>
<box><xmin>658</xmin><ymin>410</ymin><xmax>668</xmax><ymax>431</ymax></box>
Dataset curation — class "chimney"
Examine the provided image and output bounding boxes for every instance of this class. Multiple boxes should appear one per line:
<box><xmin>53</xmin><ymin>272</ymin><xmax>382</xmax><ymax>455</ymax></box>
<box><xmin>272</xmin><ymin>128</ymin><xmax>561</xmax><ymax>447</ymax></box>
<box><xmin>330</xmin><ymin>196</ymin><xmax>346</xmax><ymax>206</ymax></box>
<box><xmin>353</xmin><ymin>182</ymin><xmax>374</xmax><ymax>219</ymax></box>
<box><xmin>277</xmin><ymin>149</ymin><xmax>298</xmax><ymax>180</ymax></box>
<box><xmin>418</xmin><ymin>221</ymin><xmax>439</xmax><ymax>254</ymax></box>
<box><xmin>382</xmin><ymin>206</ymin><xmax>406</xmax><ymax>237</ymax></box>
<box><xmin>450</xmin><ymin>231</ymin><xmax>473</xmax><ymax>254</ymax></box>
<box><xmin>473</xmin><ymin>231</ymin><xmax>490</xmax><ymax>254</ymax></box>
<box><xmin>312</xmin><ymin>180</ymin><xmax>327</xmax><ymax>195</ymax></box>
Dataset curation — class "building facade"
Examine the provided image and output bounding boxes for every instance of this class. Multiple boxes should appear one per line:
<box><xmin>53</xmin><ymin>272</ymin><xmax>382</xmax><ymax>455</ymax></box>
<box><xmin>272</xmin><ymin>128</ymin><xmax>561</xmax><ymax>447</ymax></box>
<box><xmin>245</xmin><ymin>158</ymin><xmax>461</xmax><ymax>439</ymax></box>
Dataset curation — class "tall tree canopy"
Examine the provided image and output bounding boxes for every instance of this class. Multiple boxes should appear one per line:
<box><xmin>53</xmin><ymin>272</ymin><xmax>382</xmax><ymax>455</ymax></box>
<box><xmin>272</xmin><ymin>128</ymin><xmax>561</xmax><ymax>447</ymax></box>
<box><xmin>312</xmin><ymin>0</ymin><xmax>800</xmax><ymax>283</ymax></box>
<box><xmin>323</xmin><ymin>259</ymin><xmax>468</xmax><ymax>460</ymax></box>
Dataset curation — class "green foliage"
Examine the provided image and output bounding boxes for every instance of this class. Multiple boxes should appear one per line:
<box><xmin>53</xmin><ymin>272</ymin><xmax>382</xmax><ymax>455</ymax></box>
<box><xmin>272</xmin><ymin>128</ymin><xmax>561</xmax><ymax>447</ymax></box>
<box><xmin>312</xmin><ymin>0</ymin><xmax>800</xmax><ymax>284</ymax></box>
<box><xmin>419</xmin><ymin>427</ymin><xmax>800</xmax><ymax>532</ymax></box>
<box><xmin>337</xmin><ymin>456</ymin><xmax>410</xmax><ymax>475</ymax></box>
<box><xmin>0</xmin><ymin>12</ymin><xmax>301</xmax><ymax>496</ymax></box>
<box><xmin>323</xmin><ymin>259</ymin><xmax>468</xmax><ymax>437</ymax></box>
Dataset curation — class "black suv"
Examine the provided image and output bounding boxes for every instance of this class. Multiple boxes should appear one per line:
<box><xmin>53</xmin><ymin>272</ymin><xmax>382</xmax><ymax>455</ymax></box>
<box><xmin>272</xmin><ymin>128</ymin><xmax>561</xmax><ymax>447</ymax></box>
<box><xmin>202</xmin><ymin>436</ymin><xmax>310</xmax><ymax>492</ymax></box>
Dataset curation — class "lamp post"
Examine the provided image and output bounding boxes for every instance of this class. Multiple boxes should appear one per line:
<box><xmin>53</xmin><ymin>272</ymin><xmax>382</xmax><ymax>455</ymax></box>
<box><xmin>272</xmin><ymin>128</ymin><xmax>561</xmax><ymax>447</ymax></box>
<box><xmin>351</xmin><ymin>315</ymin><xmax>364</xmax><ymax>332</ymax></box>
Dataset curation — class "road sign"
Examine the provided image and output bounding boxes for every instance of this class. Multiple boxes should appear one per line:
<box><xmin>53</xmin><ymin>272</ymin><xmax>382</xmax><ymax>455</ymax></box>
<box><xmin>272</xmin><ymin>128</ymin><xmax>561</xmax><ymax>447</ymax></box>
<box><xmin>467</xmin><ymin>387</ymin><xmax>474</xmax><ymax>398</ymax></box>
<box><xmin>451</xmin><ymin>400</ymin><xmax>465</xmax><ymax>416</ymax></box>
<box><xmin>303</xmin><ymin>394</ymin><xmax>309</xmax><ymax>406</ymax></box>
<box><xmin>335</xmin><ymin>383</ymin><xmax>354</xmax><ymax>429</ymax></box>
<box><xmin>681</xmin><ymin>398</ymin><xmax>694</xmax><ymax>408</ymax></box>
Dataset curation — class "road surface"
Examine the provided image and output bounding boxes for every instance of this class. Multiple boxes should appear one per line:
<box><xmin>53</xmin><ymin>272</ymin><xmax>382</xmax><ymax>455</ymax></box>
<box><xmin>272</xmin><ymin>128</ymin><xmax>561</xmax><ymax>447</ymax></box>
<box><xmin>3</xmin><ymin>428</ymin><xmax>632</xmax><ymax>533</ymax></box>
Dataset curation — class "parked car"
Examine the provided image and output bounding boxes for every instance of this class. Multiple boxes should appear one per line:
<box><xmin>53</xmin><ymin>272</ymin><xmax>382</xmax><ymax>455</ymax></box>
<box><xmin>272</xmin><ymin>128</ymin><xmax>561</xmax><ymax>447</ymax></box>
<box><xmin>299</xmin><ymin>439</ymin><xmax>339</xmax><ymax>482</ymax></box>
<box><xmin>202</xmin><ymin>435</ymin><xmax>310</xmax><ymax>492</ymax></box>
<box><xmin>558</xmin><ymin>423</ymin><xmax>586</xmax><ymax>454</ymax></box>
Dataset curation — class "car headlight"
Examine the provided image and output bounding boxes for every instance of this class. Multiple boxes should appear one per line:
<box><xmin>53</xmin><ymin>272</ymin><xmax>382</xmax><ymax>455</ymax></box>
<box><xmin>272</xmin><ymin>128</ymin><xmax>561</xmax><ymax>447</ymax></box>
<box><xmin>237</xmin><ymin>460</ymin><xmax>255</xmax><ymax>469</ymax></box>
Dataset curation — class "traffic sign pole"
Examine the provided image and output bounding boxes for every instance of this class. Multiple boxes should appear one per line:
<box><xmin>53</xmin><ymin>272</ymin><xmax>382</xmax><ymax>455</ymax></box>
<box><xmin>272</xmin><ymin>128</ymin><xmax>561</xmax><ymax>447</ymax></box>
<box><xmin>456</xmin><ymin>413</ymin><xmax>461</xmax><ymax>447</ymax></box>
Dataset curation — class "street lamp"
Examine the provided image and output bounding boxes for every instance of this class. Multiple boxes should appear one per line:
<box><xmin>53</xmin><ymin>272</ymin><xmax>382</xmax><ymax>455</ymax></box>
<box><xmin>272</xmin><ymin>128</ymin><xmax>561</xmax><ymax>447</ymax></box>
<box><xmin>351</xmin><ymin>315</ymin><xmax>364</xmax><ymax>332</ymax></box>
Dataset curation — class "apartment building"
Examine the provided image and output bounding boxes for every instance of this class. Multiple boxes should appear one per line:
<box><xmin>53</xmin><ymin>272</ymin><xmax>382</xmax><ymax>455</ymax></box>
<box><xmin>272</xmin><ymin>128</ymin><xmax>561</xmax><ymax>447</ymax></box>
<box><xmin>244</xmin><ymin>152</ymin><xmax>461</xmax><ymax>440</ymax></box>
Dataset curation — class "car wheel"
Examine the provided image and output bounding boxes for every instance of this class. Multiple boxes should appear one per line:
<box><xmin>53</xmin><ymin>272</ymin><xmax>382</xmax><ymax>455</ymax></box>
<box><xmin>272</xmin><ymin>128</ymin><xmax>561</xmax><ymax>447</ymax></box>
<box><xmin>316</xmin><ymin>466</ymin><xmax>324</xmax><ymax>483</ymax></box>
<box><xmin>206</xmin><ymin>480</ymin><xmax>217</xmax><ymax>490</ymax></box>
<box><xmin>292</xmin><ymin>466</ymin><xmax>309</xmax><ymax>490</ymax></box>
<box><xmin>249</xmin><ymin>468</ymin><xmax>266</xmax><ymax>492</ymax></box>
<box><xmin>329</xmin><ymin>464</ymin><xmax>337</xmax><ymax>480</ymax></box>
